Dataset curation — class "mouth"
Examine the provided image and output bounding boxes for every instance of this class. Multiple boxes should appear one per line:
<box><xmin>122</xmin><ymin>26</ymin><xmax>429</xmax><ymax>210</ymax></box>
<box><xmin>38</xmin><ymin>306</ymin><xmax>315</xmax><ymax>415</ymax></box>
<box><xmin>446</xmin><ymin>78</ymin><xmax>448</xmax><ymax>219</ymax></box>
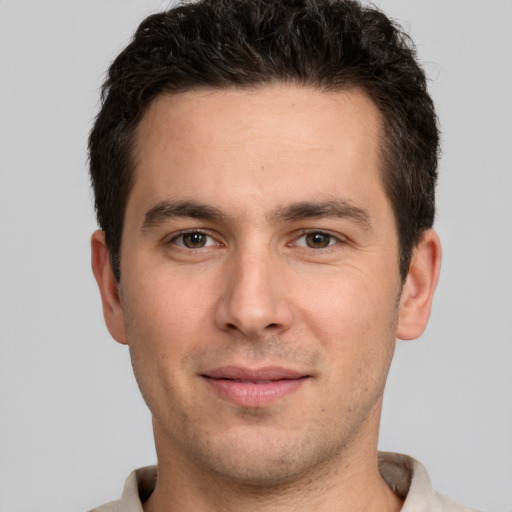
<box><xmin>201</xmin><ymin>366</ymin><xmax>310</xmax><ymax>408</ymax></box>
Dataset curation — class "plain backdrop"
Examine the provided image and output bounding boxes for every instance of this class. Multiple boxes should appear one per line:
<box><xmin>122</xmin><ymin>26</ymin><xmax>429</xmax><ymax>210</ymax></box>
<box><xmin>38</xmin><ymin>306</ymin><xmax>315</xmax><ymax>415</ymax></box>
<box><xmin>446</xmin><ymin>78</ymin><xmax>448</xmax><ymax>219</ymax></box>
<box><xmin>0</xmin><ymin>1</ymin><xmax>511</xmax><ymax>511</ymax></box>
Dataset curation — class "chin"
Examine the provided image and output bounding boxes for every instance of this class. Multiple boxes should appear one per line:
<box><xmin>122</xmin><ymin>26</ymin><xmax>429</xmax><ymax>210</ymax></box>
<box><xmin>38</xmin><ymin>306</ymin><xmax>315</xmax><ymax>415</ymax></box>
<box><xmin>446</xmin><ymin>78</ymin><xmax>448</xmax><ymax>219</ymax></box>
<box><xmin>188</xmin><ymin>427</ymin><xmax>341</xmax><ymax>489</ymax></box>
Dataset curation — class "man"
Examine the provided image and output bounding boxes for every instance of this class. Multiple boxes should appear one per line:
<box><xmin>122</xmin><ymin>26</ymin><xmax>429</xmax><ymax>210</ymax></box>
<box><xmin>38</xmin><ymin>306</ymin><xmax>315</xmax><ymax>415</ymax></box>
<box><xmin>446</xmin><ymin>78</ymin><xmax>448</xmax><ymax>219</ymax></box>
<box><xmin>88</xmin><ymin>0</ymin><xmax>477</xmax><ymax>510</ymax></box>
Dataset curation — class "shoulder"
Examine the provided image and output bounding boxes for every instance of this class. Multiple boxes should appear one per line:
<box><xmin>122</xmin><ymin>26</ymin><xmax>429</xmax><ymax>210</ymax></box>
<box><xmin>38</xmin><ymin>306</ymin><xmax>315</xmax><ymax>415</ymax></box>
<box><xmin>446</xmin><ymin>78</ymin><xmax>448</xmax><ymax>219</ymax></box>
<box><xmin>88</xmin><ymin>466</ymin><xmax>157</xmax><ymax>512</ymax></box>
<box><xmin>431</xmin><ymin>492</ymin><xmax>481</xmax><ymax>512</ymax></box>
<box><xmin>378</xmin><ymin>452</ymin><xmax>480</xmax><ymax>512</ymax></box>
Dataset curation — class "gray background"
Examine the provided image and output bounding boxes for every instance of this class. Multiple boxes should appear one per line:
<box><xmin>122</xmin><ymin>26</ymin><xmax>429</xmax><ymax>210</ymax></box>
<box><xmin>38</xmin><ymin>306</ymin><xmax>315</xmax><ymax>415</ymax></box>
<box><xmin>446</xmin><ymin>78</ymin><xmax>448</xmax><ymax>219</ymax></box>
<box><xmin>0</xmin><ymin>1</ymin><xmax>511</xmax><ymax>511</ymax></box>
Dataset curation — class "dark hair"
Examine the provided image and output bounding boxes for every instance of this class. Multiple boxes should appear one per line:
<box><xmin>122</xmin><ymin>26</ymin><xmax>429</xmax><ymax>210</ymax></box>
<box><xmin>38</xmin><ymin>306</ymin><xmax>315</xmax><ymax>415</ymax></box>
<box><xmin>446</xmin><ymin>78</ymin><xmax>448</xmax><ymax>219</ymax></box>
<box><xmin>89</xmin><ymin>0</ymin><xmax>439</xmax><ymax>281</ymax></box>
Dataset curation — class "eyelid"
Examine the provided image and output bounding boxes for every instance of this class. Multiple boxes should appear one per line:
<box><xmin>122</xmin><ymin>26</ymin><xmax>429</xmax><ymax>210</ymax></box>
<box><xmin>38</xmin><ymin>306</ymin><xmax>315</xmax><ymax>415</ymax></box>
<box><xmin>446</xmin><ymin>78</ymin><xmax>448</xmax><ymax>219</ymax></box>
<box><xmin>163</xmin><ymin>228</ymin><xmax>347</xmax><ymax>250</ymax></box>
<box><xmin>165</xmin><ymin>229</ymin><xmax>222</xmax><ymax>248</ymax></box>
<box><xmin>290</xmin><ymin>229</ymin><xmax>347</xmax><ymax>249</ymax></box>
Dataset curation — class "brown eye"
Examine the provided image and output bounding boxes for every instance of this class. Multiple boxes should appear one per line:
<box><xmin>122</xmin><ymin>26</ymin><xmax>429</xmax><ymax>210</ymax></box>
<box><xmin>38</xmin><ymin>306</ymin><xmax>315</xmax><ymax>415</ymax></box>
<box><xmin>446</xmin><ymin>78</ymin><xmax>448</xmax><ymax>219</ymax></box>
<box><xmin>305</xmin><ymin>232</ymin><xmax>333</xmax><ymax>248</ymax></box>
<box><xmin>180</xmin><ymin>232</ymin><xmax>208</xmax><ymax>248</ymax></box>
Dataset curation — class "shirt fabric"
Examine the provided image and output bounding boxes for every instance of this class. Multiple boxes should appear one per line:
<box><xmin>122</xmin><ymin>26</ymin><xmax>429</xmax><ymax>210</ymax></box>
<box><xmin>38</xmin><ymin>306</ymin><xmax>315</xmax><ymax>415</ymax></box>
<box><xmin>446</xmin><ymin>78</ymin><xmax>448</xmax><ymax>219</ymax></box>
<box><xmin>90</xmin><ymin>452</ymin><xmax>479</xmax><ymax>512</ymax></box>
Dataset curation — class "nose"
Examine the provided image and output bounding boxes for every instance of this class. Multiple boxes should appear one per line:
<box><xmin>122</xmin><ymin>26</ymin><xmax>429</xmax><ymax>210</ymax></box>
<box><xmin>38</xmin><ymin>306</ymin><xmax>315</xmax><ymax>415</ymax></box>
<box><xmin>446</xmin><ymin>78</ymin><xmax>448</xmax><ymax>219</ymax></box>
<box><xmin>214</xmin><ymin>248</ymin><xmax>293</xmax><ymax>338</ymax></box>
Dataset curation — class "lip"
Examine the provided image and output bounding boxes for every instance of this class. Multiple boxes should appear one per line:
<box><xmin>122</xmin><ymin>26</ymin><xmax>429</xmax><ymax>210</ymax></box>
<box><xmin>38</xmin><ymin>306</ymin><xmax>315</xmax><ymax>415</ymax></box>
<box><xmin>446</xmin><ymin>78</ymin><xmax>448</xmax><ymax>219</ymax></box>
<box><xmin>201</xmin><ymin>366</ymin><xmax>310</xmax><ymax>408</ymax></box>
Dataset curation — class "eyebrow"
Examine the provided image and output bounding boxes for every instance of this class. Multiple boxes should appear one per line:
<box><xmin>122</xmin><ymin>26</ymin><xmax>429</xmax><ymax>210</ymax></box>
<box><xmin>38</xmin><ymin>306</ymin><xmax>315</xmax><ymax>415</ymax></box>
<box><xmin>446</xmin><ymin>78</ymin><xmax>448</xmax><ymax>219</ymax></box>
<box><xmin>269</xmin><ymin>200</ymin><xmax>372</xmax><ymax>230</ymax></box>
<box><xmin>142</xmin><ymin>198</ymin><xmax>372</xmax><ymax>231</ymax></box>
<box><xmin>142</xmin><ymin>200</ymin><xmax>227</xmax><ymax>230</ymax></box>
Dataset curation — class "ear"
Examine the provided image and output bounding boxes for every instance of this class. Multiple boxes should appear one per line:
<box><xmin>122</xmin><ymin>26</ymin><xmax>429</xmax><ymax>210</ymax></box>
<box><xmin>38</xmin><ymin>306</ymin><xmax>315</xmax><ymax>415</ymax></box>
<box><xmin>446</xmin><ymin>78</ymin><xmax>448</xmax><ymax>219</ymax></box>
<box><xmin>396</xmin><ymin>229</ymin><xmax>442</xmax><ymax>340</ymax></box>
<box><xmin>91</xmin><ymin>230</ymin><xmax>127</xmax><ymax>344</ymax></box>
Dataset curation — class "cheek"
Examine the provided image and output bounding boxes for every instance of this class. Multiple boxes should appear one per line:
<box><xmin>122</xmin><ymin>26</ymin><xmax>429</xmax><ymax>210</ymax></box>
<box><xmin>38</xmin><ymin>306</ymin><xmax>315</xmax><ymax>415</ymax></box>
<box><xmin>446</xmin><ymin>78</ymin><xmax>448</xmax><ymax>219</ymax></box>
<box><xmin>295</xmin><ymin>270</ymin><xmax>399</xmax><ymax>380</ymax></box>
<box><xmin>120</xmin><ymin>268</ymin><xmax>214</xmax><ymax>359</ymax></box>
<box><xmin>120</xmin><ymin>273</ymin><xmax>209</xmax><ymax>418</ymax></box>
<box><xmin>298</xmin><ymin>269</ymin><xmax>397</xmax><ymax>336</ymax></box>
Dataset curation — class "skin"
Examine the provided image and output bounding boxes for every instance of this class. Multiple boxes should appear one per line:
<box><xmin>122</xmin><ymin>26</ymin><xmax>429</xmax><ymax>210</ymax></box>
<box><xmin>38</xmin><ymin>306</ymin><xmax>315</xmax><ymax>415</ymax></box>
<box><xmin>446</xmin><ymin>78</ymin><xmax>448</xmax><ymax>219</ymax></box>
<box><xmin>92</xmin><ymin>85</ymin><xmax>441</xmax><ymax>512</ymax></box>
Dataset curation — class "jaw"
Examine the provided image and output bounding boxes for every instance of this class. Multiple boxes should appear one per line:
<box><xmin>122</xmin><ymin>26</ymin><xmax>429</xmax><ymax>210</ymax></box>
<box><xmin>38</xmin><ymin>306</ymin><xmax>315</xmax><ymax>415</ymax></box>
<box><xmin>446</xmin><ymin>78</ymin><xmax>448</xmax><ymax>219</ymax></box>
<box><xmin>150</xmin><ymin>379</ymin><xmax>386</xmax><ymax>483</ymax></box>
<box><xmin>145</xmin><ymin>396</ymin><xmax>391</xmax><ymax>512</ymax></box>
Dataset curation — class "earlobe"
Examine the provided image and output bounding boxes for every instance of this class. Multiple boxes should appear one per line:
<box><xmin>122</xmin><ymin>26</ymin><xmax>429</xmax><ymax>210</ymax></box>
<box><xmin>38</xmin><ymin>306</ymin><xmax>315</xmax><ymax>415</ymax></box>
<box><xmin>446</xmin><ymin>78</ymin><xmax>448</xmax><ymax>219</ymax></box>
<box><xmin>396</xmin><ymin>229</ymin><xmax>442</xmax><ymax>341</ymax></box>
<box><xmin>91</xmin><ymin>230</ymin><xmax>128</xmax><ymax>345</ymax></box>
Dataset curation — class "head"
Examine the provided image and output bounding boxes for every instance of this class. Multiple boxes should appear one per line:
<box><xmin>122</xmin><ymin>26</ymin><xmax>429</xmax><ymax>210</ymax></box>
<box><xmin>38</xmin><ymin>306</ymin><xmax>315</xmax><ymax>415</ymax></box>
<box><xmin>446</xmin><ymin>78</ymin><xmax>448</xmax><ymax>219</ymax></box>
<box><xmin>89</xmin><ymin>0</ymin><xmax>439</xmax><ymax>283</ymax></box>
<box><xmin>89</xmin><ymin>0</ymin><xmax>442</xmax><ymax>497</ymax></box>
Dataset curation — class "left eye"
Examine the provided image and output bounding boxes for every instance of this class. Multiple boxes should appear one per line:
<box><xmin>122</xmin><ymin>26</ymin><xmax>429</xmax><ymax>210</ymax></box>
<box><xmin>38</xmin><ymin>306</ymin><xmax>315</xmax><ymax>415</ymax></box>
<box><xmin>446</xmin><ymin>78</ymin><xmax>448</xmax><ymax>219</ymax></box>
<box><xmin>172</xmin><ymin>232</ymin><xmax>217</xmax><ymax>249</ymax></box>
<box><xmin>294</xmin><ymin>232</ymin><xmax>337</xmax><ymax>249</ymax></box>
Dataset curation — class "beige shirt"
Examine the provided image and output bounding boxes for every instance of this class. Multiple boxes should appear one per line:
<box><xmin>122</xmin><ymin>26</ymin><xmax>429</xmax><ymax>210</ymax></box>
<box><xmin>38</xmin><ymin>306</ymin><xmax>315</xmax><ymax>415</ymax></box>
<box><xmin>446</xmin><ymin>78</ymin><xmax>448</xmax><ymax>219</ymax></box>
<box><xmin>90</xmin><ymin>452</ymin><xmax>479</xmax><ymax>512</ymax></box>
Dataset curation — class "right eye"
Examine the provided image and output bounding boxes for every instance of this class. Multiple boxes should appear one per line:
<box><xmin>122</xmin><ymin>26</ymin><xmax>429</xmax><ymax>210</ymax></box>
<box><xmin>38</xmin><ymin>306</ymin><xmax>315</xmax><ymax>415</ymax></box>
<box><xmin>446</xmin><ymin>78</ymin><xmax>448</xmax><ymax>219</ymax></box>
<box><xmin>170</xmin><ymin>231</ymin><xmax>218</xmax><ymax>249</ymax></box>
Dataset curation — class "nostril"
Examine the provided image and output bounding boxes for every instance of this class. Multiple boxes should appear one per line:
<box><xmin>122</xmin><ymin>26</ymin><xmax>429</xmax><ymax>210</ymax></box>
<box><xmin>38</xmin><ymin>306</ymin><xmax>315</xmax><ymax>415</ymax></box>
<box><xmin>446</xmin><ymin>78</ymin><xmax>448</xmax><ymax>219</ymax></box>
<box><xmin>225</xmin><ymin>322</ymin><xmax>280</xmax><ymax>332</ymax></box>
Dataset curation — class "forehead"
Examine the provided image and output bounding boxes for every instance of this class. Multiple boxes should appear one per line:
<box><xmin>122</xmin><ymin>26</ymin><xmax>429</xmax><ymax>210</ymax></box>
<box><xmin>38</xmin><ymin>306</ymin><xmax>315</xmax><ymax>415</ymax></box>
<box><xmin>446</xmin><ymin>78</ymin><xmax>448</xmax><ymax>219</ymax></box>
<box><xmin>135</xmin><ymin>85</ymin><xmax>382</xmax><ymax>157</ymax></box>
<box><xmin>129</xmin><ymin>85</ymin><xmax>386</xmax><ymax>217</ymax></box>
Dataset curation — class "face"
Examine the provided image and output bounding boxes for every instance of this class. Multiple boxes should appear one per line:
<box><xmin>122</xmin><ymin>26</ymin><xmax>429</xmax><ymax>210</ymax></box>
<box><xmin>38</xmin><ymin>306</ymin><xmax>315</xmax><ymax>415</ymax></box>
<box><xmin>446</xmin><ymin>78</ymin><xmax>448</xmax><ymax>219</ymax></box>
<box><xmin>93</xmin><ymin>85</ymin><xmax>439</xmax><ymax>487</ymax></box>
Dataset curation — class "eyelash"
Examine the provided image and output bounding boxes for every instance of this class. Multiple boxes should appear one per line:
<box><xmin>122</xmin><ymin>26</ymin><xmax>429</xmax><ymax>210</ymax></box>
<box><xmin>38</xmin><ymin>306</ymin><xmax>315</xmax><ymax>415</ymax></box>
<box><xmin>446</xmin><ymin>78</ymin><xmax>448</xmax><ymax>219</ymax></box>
<box><xmin>166</xmin><ymin>229</ymin><xmax>221</xmax><ymax>250</ymax></box>
<box><xmin>290</xmin><ymin>230</ymin><xmax>345</xmax><ymax>251</ymax></box>
<box><xmin>165</xmin><ymin>229</ymin><xmax>345</xmax><ymax>252</ymax></box>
